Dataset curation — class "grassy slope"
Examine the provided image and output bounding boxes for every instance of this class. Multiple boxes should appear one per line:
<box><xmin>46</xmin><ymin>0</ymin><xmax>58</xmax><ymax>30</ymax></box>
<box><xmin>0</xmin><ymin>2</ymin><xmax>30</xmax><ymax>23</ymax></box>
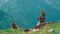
<box><xmin>0</xmin><ymin>21</ymin><xmax>60</xmax><ymax>34</ymax></box>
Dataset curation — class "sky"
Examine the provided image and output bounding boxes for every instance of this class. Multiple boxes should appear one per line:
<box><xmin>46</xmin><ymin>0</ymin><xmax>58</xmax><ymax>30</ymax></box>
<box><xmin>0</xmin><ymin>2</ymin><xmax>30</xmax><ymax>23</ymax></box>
<box><xmin>0</xmin><ymin>0</ymin><xmax>60</xmax><ymax>29</ymax></box>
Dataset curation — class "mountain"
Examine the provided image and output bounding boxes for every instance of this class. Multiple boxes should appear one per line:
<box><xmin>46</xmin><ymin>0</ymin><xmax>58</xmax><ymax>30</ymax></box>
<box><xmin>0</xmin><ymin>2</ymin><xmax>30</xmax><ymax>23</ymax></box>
<box><xmin>0</xmin><ymin>0</ymin><xmax>60</xmax><ymax>29</ymax></box>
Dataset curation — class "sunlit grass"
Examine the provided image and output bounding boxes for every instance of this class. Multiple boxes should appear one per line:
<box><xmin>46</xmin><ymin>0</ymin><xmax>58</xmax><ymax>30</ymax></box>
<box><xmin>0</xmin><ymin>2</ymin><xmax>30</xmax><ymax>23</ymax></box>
<box><xmin>0</xmin><ymin>21</ymin><xmax>60</xmax><ymax>34</ymax></box>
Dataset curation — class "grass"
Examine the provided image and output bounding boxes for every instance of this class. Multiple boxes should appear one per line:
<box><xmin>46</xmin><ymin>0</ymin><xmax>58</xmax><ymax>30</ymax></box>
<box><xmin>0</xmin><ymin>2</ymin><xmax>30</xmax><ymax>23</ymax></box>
<box><xmin>0</xmin><ymin>21</ymin><xmax>60</xmax><ymax>34</ymax></box>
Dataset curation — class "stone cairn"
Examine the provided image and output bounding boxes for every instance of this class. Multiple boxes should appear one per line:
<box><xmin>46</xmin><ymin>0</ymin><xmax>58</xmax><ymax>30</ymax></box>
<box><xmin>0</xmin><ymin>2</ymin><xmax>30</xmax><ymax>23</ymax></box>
<box><xmin>12</xmin><ymin>22</ymin><xmax>17</xmax><ymax>29</ymax></box>
<box><xmin>35</xmin><ymin>10</ymin><xmax>46</xmax><ymax>29</ymax></box>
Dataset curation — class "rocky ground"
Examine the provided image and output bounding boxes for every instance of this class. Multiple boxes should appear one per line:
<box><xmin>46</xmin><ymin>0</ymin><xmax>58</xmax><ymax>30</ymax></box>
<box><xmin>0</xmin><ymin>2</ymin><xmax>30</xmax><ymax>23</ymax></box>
<box><xmin>0</xmin><ymin>21</ymin><xmax>60</xmax><ymax>34</ymax></box>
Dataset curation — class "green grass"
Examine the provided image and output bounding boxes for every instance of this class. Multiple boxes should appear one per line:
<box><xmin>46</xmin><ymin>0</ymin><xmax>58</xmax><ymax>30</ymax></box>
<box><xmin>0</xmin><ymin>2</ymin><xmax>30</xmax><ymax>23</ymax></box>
<box><xmin>0</xmin><ymin>21</ymin><xmax>60</xmax><ymax>34</ymax></box>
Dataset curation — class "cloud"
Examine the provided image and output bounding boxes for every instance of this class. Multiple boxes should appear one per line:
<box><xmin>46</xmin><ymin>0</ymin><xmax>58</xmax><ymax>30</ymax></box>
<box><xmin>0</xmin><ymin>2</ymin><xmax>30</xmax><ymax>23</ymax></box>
<box><xmin>45</xmin><ymin>0</ymin><xmax>60</xmax><ymax>9</ymax></box>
